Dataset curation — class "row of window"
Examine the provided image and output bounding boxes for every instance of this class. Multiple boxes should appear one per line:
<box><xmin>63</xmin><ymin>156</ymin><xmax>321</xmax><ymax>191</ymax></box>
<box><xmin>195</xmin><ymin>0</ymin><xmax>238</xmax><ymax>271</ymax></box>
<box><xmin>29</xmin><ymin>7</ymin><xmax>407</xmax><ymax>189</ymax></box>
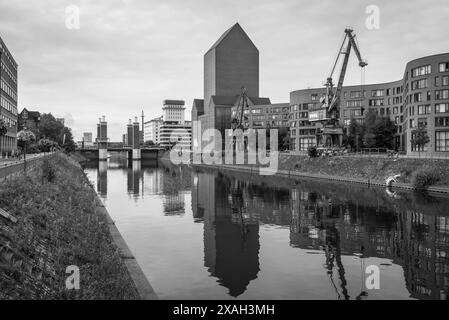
<box><xmin>1</xmin><ymin>62</ymin><xmax>17</xmax><ymax>84</ymax></box>
<box><xmin>0</xmin><ymin>95</ymin><xmax>17</xmax><ymax>115</ymax></box>
<box><xmin>411</xmin><ymin>63</ymin><xmax>449</xmax><ymax>78</ymax></box>
<box><xmin>1</xmin><ymin>114</ymin><xmax>17</xmax><ymax>128</ymax></box>
<box><xmin>409</xmin><ymin>117</ymin><xmax>449</xmax><ymax>128</ymax></box>
<box><xmin>0</xmin><ymin>79</ymin><xmax>17</xmax><ymax>101</ymax></box>
<box><xmin>0</xmin><ymin>42</ymin><xmax>18</xmax><ymax>71</ymax></box>
<box><xmin>407</xmin><ymin>89</ymin><xmax>449</xmax><ymax>103</ymax></box>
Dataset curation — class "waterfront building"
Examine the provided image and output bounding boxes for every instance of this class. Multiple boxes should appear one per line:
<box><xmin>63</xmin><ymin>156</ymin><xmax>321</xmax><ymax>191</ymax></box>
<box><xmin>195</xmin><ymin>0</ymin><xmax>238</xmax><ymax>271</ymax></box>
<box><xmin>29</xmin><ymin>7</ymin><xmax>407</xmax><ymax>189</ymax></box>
<box><xmin>159</xmin><ymin>121</ymin><xmax>192</xmax><ymax>149</ymax></box>
<box><xmin>0</xmin><ymin>36</ymin><xmax>18</xmax><ymax>155</ymax></box>
<box><xmin>145</xmin><ymin>100</ymin><xmax>193</xmax><ymax>149</ymax></box>
<box><xmin>18</xmin><ymin>108</ymin><xmax>40</xmax><ymax>135</ymax></box>
<box><xmin>290</xmin><ymin>53</ymin><xmax>449</xmax><ymax>157</ymax></box>
<box><xmin>144</xmin><ymin>115</ymin><xmax>163</xmax><ymax>144</ymax></box>
<box><xmin>193</xmin><ymin>23</ymin><xmax>291</xmax><ymax>151</ymax></box>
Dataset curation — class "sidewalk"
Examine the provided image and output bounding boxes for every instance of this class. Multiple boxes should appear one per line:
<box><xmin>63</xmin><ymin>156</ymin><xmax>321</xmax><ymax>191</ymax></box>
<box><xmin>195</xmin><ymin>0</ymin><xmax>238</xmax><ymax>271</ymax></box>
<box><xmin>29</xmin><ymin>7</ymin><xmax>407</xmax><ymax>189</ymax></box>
<box><xmin>0</xmin><ymin>153</ymin><xmax>55</xmax><ymax>180</ymax></box>
<box><xmin>0</xmin><ymin>153</ymin><xmax>47</xmax><ymax>168</ymax></box>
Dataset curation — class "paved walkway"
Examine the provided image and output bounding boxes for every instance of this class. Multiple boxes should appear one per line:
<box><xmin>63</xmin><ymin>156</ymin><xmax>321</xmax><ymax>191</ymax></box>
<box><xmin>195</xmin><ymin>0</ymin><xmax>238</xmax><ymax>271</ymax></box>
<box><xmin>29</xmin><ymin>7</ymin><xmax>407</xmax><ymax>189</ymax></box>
<box><xmin>0</xmin><ymin>153</ymin><xmax>47</xmax><ymax>168</ymax></box>
<box><xmin>0</xmin><ymin>153</ymin><xmax>55</xmax><ymax>180</ymax></box>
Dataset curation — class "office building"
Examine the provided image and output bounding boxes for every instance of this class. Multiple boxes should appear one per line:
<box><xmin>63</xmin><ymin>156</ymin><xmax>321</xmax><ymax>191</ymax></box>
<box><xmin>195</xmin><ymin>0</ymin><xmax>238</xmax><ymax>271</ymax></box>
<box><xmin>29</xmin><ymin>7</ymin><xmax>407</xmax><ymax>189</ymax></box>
<box><xmin>0</xmin><ymin>36</ymin><xmax>18</xmax><ymax>155</ymax></box>
<box><xmin>144</xmin><ymin>115</ymin><xmax>163</xmax><ymax>144</ymax></box>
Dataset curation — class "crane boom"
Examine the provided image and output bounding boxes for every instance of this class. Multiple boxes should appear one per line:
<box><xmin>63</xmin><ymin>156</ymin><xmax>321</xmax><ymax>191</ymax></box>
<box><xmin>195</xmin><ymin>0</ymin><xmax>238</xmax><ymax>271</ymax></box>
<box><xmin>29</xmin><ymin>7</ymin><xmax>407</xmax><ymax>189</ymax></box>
<box><xmin>308</xmin><ymin>28</ymin><xmax>367</xmax><ymax>147</ymax></box>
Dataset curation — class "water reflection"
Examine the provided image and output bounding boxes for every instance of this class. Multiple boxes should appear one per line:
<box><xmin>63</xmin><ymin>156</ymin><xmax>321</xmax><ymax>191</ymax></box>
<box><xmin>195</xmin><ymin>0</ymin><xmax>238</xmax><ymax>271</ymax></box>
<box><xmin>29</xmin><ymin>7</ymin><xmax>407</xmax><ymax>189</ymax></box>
<box><xmin>86</xmin><ymin>157</ymin><xmax>449</xmax><ymax>300</ymax></box>
<box><xmin>192</xmin><ymin>168</ymin><xmax>449</xmax><ymax>300</ymax></box>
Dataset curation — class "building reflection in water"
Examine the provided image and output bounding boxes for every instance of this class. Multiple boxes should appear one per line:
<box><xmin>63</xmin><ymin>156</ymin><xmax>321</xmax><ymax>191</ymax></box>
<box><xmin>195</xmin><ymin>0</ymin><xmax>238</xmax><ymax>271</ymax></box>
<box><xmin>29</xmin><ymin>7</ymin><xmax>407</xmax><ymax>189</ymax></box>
<box><xmin>192</xmin><ymin>168</ymin><xmax>449</xmax><ymax>300</ymax></box>
<box><xmin>193</xmin><ymin>171</ymin><xmax>260</xmax><ymax>298</ymax></box>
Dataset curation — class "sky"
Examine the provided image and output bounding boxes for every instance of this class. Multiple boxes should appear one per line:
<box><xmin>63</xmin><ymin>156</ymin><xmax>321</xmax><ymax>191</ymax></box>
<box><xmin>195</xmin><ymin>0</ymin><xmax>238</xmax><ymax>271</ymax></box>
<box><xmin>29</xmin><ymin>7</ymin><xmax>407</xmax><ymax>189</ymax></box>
<box><xmin>1</xmin><ymin>0</ymin><xmax>448</xmax><ymax>141</ymax></box>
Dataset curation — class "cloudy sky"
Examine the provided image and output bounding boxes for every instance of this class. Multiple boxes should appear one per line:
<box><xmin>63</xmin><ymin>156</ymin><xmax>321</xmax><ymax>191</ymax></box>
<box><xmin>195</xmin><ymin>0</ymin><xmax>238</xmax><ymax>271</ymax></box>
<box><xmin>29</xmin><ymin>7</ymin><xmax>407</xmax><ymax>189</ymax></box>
<box><xmin>1</xmin><ymin>0</ymin><xmax>448</xmax><ymax>141</ymax></box>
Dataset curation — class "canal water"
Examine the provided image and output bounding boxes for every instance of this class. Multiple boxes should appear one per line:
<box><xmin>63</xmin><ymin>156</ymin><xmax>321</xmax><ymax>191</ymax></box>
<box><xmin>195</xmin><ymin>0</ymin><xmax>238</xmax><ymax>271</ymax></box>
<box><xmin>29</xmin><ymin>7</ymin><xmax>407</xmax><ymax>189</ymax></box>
<box><xmin>84</xmin><ymin>157</ymin><xmax>449</xmax><ymax>300</ymax></box>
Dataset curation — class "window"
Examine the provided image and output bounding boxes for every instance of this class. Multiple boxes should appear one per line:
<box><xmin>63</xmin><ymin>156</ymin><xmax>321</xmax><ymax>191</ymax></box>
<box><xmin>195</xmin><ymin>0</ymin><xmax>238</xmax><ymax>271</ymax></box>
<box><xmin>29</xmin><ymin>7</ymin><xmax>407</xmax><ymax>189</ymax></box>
<box><xmin>436</xmin><ymin>131</ymin><xmax>449</xmax><ymax>152</ymax></box>
<box><xmin>436</xmin><ymin>103</ymin><xmax>449</xmax><ymax>113</ymax></box>
<box><xmin>412</xmin><ymin>65</ymin><xmax>431</xmax><ymax>77</ymax></box>
<box><xmin>443</xmin><ymin>76</ymin><xmax>449</xmax><ymax>86</ymax></box>
<box><xmin>350</xmin><ymin>109</ymin><xmax>362</xmax><ymax>117</ymax></box>
<box><xmin>435</xmin><ymin>90</ymin><xmax>449</xmax><ymax>100</ymax></box>
<box><xmin>299</xmin><ymin>137</ymin><xmax>316</xmax><ymax>151</ymax></box>
<box><xmin>439</xmin><ymin>62</ymin><xmax>449</xmax><ymax>73</ymax></box>
<box><xmin>410</xmin><ymin>119</ymin><xmax>416</xmax><ymax>128</ymax></box>
<box><xmin>418</xmin><ymin>118</ymin><xmax>428</xmax><ymax>127</ymax></box>
<box><xmin>350</xmin><ymin>91</ymin><xmax>362</xmax><ymax>98</ymax></box>
<box><xmin>435</xmin><ymin>117</ymin><xmax>449</xmax><ymax>127</ymax></box>
<box><xmin>371</xmin><ymin>90</ymin><xmax>384</xmax><ymax>97</ymax></box>
<box><xmin>411</xmin><ymin>79</ymin><xmax>428</xmax><ymax>90</ymax></box>
<box><xmin>413</xmin><ymin>92</ymin><xmax>423</xmax><ymax>102</ymax></box>
<box><xmin>418</xmin><ymin>105</ymin><xmax>431</xmax><ymax>115</ymax></box>
<box><xmin>346</xmin><ymin>100</ymin><xmax>364</xmax><ymax>107</ymax></box>
<box><xmin>369</xmin><ymin>99</ymin><xmax>384</xmax><ymax>106</ymax></box>
<box><xmin>311</xmin><ymin>94</ymin><xmax>318</xmax><ymax>101</ymax></box>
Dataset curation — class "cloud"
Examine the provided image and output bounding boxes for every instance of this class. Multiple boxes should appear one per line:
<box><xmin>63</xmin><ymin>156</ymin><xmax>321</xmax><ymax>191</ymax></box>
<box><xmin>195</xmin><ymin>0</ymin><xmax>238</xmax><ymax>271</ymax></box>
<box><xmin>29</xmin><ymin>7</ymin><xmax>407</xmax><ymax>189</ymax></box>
<box><xmin>1</xmin><ymin>0</ymin><xmax>448</xmax><ymax>141</ymax></box>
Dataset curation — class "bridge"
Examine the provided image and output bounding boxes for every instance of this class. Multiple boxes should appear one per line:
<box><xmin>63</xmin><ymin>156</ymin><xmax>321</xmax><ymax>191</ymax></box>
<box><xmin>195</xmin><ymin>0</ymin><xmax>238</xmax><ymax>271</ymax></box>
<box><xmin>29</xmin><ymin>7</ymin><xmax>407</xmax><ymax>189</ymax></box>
<box><xmin>80</xmin><ymin>115</ymin><xmax>165</xmax><ymax>161</ymax></box>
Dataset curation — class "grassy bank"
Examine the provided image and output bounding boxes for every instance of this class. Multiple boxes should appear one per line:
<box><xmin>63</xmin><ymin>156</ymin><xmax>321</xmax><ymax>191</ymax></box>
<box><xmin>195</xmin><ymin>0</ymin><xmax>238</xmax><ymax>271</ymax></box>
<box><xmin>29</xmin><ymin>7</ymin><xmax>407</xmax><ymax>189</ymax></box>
<box><xmin>0</xmin><ymin>153</ymin><xmax>139</xmax><ymax>299</ymax></box>
<box><xmin>278</xmin><ymin>154</ymin><xmax>449</xmax><ymax>188</ymax></box>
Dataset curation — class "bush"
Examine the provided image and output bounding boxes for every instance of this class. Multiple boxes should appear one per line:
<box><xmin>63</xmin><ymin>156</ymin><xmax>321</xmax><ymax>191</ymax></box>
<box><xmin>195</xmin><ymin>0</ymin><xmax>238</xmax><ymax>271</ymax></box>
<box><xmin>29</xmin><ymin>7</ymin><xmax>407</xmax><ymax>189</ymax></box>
<box><xmin>412</xmin><ymin>168</ymin><xmax>440</xmax><ymax>190</ymax></box>
<box><xmin>41</xmin><ymin>158</ymin><xmax>57</xmax><ymax>183</ymax></box>
<box><xmin>308</xmin><ymin>146</ymin><xmax>318</xmax><ymax>158</ymax></box>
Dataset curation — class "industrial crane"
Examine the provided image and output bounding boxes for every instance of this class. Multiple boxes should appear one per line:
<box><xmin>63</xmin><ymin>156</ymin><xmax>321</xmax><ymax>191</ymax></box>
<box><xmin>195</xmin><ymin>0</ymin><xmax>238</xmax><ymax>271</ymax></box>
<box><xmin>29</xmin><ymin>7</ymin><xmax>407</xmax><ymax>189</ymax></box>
<box><xmin>309</xmin><ymin>28</ymin><xmax>368</xmax><ymax>146</ymax></box>
<box><xmin>231</xmin><ymin>86</ymin><xmax>251</xmax><ymax>131</ymax></box>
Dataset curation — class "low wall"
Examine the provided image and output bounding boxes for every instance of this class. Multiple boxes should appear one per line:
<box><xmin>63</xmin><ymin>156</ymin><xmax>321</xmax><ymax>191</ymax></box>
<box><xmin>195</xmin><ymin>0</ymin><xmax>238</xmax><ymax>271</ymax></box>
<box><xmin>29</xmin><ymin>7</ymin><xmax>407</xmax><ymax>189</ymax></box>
<box><xmin>0</xmin><ymin>153</ymin><xmax>56</xmax><ymax>180</ymax></box>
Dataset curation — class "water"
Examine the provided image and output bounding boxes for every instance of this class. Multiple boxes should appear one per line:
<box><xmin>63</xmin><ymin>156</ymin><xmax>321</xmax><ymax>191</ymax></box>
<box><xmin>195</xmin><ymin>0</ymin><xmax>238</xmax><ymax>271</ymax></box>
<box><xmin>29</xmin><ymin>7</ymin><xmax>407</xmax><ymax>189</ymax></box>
<box><xmin>84</xmin><ymin>156</ymin><xmax>449</xmax><ymax>300</ymax></box>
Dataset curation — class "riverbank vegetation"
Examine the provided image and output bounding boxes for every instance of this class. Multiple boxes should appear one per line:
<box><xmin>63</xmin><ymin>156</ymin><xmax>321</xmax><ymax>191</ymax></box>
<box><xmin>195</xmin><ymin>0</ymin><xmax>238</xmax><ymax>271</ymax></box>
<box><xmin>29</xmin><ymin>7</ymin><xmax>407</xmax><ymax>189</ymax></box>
<box><xmin>279</xmin><ymin>154</ymin><xmax>449</xmax><ymax>188</ymax></box>
<box><xmin>0</xmin><ymin>153</ymin><xmax>139</xmax><ymax>299</ymax></box>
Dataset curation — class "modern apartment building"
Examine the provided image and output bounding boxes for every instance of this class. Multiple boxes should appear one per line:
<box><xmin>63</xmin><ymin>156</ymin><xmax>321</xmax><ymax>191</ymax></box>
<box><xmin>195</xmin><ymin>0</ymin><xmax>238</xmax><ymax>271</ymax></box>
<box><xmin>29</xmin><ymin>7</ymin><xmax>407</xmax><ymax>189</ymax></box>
<box><xmin>147</xmin><ymin>100</ymin><xmax>193</xmax><ymax>149</ymax></box>
<box><xmin>0</xmin><ymin>36</ymin><xmax>18</xmax><ymax>155</ymax></box>
<box><xmin>144</xmin><ymin>115</ymin><xmax>163</xmax><ymax>144</ymax></box>
<box><xmin>290</xmin><ymin>53</ymin><xmax>449</xmax><ymax>157</ymax></box>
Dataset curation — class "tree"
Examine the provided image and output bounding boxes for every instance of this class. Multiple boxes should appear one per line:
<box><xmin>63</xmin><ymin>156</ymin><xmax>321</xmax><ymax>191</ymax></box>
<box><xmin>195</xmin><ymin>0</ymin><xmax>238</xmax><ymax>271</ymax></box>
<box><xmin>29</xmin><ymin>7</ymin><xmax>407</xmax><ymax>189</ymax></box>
<box><xmin>0</xmin><ymin>119</ymin><xmax>7</xmax><ymax>155</ymax></box>
<box><xmin>411</xmin><ymin>125</ymin><xmax>430</xmax><ymax>158</ymax></box>
<box><xmin>58</xmin><ymin>127</ymin><xmax>76</xmax><ymax>153</ymax></box>
<box><xmin>38</xmin><ymin>113</ymin><xmax>64</xmax><ymax>141</ymax></box>
<box><xmin>17</xmin><ymin>130</ymin><xmax>36</xmax><ymax>161</ymax></box>
<box><xmin>346</xmin><ymin>118</ymin><xmax>364</xmax><ymax>151</ymax></box>
<box><xmin>38</xmin><ymin>138</ymin><xmax>57</xmax><ymax>153</ymax></box>
<box><xmin>278</xmin><ymin>127</ymin><xmax>290</xmax><ymax>151</ymax></box>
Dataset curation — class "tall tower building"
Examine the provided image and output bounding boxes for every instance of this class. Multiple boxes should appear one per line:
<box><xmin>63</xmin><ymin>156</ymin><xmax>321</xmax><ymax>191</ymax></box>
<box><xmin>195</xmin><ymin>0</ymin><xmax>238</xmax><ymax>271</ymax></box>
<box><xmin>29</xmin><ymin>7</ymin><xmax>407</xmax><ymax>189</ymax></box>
<box><xmin>204</xmin><ymin>23</ymin><xmax>259</xmax><ymax>112</ymax></box>
<box><xmin>193</xmin><ymin>23</ymin><xmax>268</xmax><ymax>151</ymax></box>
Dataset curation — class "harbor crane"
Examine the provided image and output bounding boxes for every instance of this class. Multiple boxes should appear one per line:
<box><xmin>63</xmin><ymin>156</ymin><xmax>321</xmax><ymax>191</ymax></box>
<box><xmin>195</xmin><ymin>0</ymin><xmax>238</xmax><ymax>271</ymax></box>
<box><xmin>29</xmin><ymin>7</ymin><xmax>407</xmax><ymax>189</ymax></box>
<box><xmin>309</xmin><ymin>28</ymin><xmax>368</xmax><ymax>147</ymax></box>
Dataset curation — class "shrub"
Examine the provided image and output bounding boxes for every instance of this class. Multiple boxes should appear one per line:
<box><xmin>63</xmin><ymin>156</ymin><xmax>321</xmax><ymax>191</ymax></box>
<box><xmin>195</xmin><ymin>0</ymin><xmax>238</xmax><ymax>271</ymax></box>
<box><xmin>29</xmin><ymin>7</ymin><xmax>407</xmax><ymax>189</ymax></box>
<box><xmin>412</xmin><ymin>168</ymin><xmax>440</xmax><ymax>190</ymax></box>
<box><xmin>41</xmin><ymin>158</ymin><xmax>57</xmax><ymax>183</ymax></box>
<box><xmin>308</xmin><ymin>146</ymin><xmax>318</xmax><ymax>158</ymax></box>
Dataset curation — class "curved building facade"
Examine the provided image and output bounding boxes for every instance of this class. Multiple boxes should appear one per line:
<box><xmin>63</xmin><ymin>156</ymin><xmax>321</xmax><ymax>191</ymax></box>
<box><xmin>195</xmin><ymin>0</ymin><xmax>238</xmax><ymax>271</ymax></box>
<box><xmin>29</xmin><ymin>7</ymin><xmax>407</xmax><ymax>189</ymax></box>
<box><xmin>290</xmin><ymin>53</ymin><xmax>449</xmax><ymax>157</ymax></box>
